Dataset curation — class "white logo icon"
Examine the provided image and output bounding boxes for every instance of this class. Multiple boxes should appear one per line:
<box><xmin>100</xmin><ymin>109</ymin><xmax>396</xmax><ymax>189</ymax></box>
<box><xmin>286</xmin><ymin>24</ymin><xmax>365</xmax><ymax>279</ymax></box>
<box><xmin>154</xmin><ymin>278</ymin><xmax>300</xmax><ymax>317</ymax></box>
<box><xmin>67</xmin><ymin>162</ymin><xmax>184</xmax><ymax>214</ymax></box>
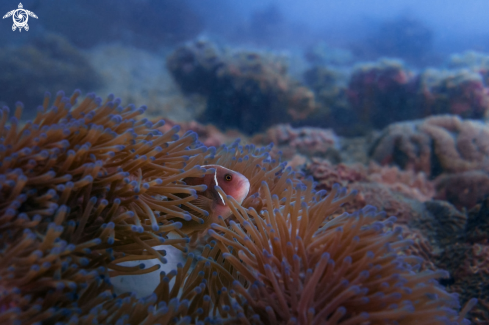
<box><xmin>3</xmin><ymin>3</ymin><xmax>38</xmax><ymax>32</ymax></box>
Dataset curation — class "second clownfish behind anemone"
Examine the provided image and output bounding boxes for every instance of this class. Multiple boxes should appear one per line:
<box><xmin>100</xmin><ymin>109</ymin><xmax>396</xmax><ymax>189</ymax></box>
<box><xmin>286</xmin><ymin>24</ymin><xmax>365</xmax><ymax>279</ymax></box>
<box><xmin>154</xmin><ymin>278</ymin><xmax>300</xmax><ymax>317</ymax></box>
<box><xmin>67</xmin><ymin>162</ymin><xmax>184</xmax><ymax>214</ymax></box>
<box><xmin>175</xmin><ymin>165</ymin><xmax>250</xmax><ymax>241</ymax></box>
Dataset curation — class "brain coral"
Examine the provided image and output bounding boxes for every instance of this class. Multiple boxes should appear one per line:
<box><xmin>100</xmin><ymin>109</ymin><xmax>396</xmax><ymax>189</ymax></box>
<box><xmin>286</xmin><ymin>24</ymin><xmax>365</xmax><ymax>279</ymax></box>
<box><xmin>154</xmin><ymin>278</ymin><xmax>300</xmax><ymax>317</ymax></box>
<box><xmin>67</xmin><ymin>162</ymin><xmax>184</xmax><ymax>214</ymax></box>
<box><xmin>370</xmin><ymin>115</ymin><xmax>489</xmax><ymax>178</ymax></box>
<box><xmin>0</xmin><ymin>91</ymin><xmax>475</xmax><ymax>324</ymax></box>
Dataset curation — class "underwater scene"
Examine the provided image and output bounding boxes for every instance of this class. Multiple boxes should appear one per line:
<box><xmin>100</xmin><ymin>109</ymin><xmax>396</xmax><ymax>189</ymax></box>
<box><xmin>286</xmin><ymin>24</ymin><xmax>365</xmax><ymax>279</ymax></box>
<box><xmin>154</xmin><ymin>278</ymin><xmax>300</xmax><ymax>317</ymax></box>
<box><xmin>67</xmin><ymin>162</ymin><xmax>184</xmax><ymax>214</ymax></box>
<box><xmin>3</xmin><ymin>0</ymin><xmax>489</xmax><ymax>324</ymax></box>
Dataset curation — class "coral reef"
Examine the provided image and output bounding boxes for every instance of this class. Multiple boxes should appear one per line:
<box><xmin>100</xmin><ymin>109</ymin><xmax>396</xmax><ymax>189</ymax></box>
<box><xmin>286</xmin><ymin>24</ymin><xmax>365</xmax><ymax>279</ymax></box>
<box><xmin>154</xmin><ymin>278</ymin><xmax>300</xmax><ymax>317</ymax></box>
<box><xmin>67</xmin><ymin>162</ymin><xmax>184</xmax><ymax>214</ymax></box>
<box><xmin>249</xmin><ymin>125</ymin><xmax>372</xmax><ymax>169</ymax></box>
<box><xmin>301</xmin><ymin>66</ymin><xmax>355</xmax><ymax>135</ymax></box>
<box><xmin>370</xmin><ymin>115</ymin><xmax>489</xmax><ymax>178</ymax></box>
<box><xmin>299</xmin><ymin>56</ymin><xmax>489</xmax><ymax>137</ymax></box>
<box><xmin>436</xmin><ymin>241</ymin><xmax>489</xmax><ymax>324</ymax></box>
<box><xmin>305</xmin><ymin>159</ymin><xmax>434</xmax><ymax>214</ymax></box>
<box><xmin>252</xmin><ymin>124</ymin><xmax>339</xmax><ymax>160</ymax></box>
<box><xmin>447</xmin><ymin>51</ymin><xmax>489</xmax><ymax>86</ymax></box>
<box><xmin>369</xmin><ymin>120</ymin><xmax>431</xmax><ymax>174</ymax></box>
<box><xmin>432</xmin><ymin>198</ymin><xmax>489</xmax><ymax>323</ymax></box>
<box><xmin>305</xmin><ymin>159</ymin><xmax>365</xmax><ymax>192</ymax></box>
<box><xmin>167</xmin><ymin>40</ymin><xmax>316</xmax><ymax>134</ymax></box>
<box><xmin>300</xmin><ymin>59</ymin><xmax>489</xmax><ymax>135</ymax></box>
<box><xmin>167</xmin><ymin>43</ymin><xmax>489</xmax><ymax>137</ymax></box>
<box><xmin>435</xmin><ymin>171</ymin><xmax>489</xmax><ymax>210</ymax></box>
<box><xmin>350</xmin><ymin>182</ymin><xmax>421</xmax><ymax>225</ymax></box>
<box><xmin>419</xmin><ymin>69</ymin><xmax>489</xmax><ymax>119</ymax></box>
<box><xmin>415</xmin><ymin>200</ymin><xmax>467</xmax><ymax>248</ymax></box>
<box><xmin>449</xmin><ymin>51</ymin><xmax>489</xmax><ymax>68</ymax></box>
<box><xmin>0</xmin><ymin>91</ymin><xmax>473</xmax><ymax>324</ymax></box>
<box><xmin>166</xmin><ymin>40</ymin><xmax>223</xmax><ymax>96</ymax></box>
<box><xmin>467</xmin><ymin>197</ymin><xmax>489</xmax><ymax>243</ymax></box>
<box><xmin>304</xmin><ymin>159</ymin><xmax>487</xmax><ymax>322</ymax></box>
<box><xmin>0</xmin><ymin>34</ymin><xmax>101</xmax><ymax>118</ymax></box>
<box><xmin>370</xmin><ymin>114</ymin><xmax>489</xmax><ymax>209</ymax></box>
<box><xmin>347</xmin><ymin>59</ymin><xmax>421</xmax><ymax>130</ymax></box>
<box><xmin>366</xmin><ymin>163</ymin><xmax>435</xmax><ymax>202</ymax></box>
<box><xmin>304</xmin><ymin>158</ymin><xmax>443</xmax><ymax>273</ymax></box>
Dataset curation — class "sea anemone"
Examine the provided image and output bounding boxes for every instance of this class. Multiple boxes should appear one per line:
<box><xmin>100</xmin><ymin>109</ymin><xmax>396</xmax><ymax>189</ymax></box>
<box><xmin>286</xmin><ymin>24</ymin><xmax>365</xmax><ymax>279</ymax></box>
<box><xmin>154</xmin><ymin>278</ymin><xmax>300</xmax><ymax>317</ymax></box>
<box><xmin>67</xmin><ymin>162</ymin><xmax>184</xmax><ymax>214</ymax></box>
<box><xmin>205</xmin><ymin>180</ymin><xmax>474</xmax><ymax>324</ymax></box>
<box><xmin>0</xmin><ymin>91</ymin><xmax>475</xmax><ymax>324</ymax></box>
<box><xmin>0</xmin><ymin>90</ymin><xmax>212</xmax><ymax>323</ymax></box>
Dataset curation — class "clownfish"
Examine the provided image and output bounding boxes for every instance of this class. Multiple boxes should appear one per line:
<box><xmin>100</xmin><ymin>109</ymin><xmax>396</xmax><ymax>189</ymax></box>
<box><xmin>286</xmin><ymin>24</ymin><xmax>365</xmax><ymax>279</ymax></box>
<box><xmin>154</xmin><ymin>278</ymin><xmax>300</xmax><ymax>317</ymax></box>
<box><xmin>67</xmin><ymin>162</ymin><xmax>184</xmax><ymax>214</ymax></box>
<box><xmin>179</xmin><ymin>165</ymin><xmax>250</xmax><ymax>234</ymax></box>
<box><xmin>111</xmin><ymin>166</ymin><xmax>250</xmax><ymax>295</ymax></box>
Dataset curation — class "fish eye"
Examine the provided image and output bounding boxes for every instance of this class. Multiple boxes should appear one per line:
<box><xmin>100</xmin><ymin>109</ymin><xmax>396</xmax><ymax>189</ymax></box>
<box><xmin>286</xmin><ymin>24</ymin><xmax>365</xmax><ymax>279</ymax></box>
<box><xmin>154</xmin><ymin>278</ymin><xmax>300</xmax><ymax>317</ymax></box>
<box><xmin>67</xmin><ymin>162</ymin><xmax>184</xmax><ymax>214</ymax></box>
<box><xmin>224</xmin><ymin>174</ymin><xmax>232</xmax><ymax>181</ymax></box>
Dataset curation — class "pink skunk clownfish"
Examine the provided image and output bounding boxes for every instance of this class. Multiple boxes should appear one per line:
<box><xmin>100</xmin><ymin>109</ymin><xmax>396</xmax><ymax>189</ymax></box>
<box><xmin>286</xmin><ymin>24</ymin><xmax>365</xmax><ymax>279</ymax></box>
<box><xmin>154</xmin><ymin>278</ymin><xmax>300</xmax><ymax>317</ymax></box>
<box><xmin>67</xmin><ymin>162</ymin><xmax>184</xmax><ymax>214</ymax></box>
<box><xmin>177</xmin><ymin>165</ymin><xmax>250</xmax><ymax>237</ymax></box>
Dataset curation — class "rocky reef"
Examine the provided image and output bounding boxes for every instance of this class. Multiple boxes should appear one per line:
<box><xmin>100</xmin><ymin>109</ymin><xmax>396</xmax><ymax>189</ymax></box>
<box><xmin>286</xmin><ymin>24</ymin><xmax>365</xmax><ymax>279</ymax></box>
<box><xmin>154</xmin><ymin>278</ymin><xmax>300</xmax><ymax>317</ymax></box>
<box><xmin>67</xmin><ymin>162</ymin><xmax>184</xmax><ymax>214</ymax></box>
<box><xmin>167</xmin><ymin>40</ymin><xmax>315</xmax><ymax>135</ymax></box>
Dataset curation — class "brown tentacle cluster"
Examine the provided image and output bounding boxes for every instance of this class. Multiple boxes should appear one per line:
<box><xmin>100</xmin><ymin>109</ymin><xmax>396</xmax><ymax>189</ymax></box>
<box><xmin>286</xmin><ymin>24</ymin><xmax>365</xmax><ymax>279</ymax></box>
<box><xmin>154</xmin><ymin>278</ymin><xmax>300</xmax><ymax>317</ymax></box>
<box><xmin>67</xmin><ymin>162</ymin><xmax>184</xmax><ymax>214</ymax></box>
<box><xmin>204</xmin><ymin>180</ymin><xmax>473</xmax><ymax>324</ymax></box>
<box><xmin>0</xmin><ymin>91</ymin><xmax>475</xmax><ymax>324</ymax></box>
<box><xmin>0</xmin><ymin>90</ymin><xmax>214</xmax><ymax>323</ymax></box>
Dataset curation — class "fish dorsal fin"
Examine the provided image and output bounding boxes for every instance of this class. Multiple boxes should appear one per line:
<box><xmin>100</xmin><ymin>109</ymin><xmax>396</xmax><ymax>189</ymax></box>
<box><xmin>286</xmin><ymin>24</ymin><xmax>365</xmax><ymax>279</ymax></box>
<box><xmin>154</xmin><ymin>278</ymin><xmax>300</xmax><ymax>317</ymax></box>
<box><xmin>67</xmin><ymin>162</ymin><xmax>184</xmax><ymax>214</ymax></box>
<box><xmin>214</xmin><ymin>169</ymin><xmax>226</xmax><ymax>205</ymax></box>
